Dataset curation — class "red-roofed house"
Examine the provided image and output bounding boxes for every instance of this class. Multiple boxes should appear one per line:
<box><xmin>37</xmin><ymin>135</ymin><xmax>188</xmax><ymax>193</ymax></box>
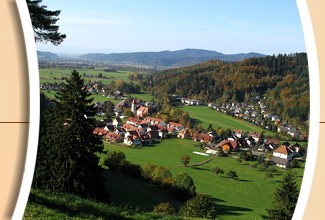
<box><xmin>105</xmin><ymin>132</ymin><xmax>123</xmax><ymax>143</ymax></box>
<box><xmin>126</xmin><ymin>117</ymin><xmax>142</xmax><ymax>126</ymax></box>
<box><xmin>270</xmin><ymin>145</ymin><xmax>294</xmax><ymax>168</ymax></box>
<box><xmin>93</xmin><ymin>128</ymin><xmax>109</xmax><ymax>136</ymax></box>
<box><xmin>136</xmin><ymin>106</ymin><xmax>149</xmax><ymax>117</ymax></box>
<box><xmin>168</xmin><ymin>122</ymin><xmax>184</xmax><ymax>131</ymax></box>
<box><xmin>192</xmin><ymin>132</ymin><xmax>214</xmax><ymax>144</ymax></box>
<box><xmin>124</xmin><ymin>130</ymin><xmax>142</xmax><ymax>146</ymax></box>
<box><xmin>216</xmin><ymin>139</ymin><xmax>238</xmax><ymax>152</ymax></box>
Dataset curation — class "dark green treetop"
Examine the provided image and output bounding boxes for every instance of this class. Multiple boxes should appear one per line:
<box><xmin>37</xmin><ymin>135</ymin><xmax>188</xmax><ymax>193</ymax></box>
<box><xmin>263</xmin><ymin>171</ymin><xmax>299</xmax><ymax>220</ymax></box>
<box><xmin>27</xmin><ymin>0</ymin><xmax>66</xmax><ymax>45</ymax></box>
<box><xmin>33</xmin><ymin>70</ymin><xmax>106</xmax><ymax>201</ymax></box>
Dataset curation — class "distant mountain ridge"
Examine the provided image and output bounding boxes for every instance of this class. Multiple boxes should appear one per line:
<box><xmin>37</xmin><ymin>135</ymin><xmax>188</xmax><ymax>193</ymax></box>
<box><xmin>37</xmin><ymin>49</ymin><xmax>266</xmax><ymax>69</ymax></box>
<box><xmin>37</xmin><ymin>51</ymin><xmax>60</xmax><ymax>59</ymax></box>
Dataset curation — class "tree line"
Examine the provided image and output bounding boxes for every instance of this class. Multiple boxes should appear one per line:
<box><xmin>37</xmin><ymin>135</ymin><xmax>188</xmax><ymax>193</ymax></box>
<box><xmin>150</xmin><ymin>53</ymin><xmax>309</xmax><ymax>131</ymax></box>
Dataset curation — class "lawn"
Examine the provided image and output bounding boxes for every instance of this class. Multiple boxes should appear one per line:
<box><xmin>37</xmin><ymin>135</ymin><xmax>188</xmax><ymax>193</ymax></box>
<box><xmin>41</xmin><ymin>89</ymin><xmax>120</xmax><ymax>104</ymax></box>
<box><xmin>103</xmin><ymin>139</ymin><xmax>305</xmax><ymax>220</ymax></box>
<box><xmin>181</xmin><ymin>106</ymin><xmax>276</xmax><ymax>137</ymax></box>
<box><xmin>129</xmin><ymin>93</ymin><xmax>154</xmax><ymax>102</ymax></box>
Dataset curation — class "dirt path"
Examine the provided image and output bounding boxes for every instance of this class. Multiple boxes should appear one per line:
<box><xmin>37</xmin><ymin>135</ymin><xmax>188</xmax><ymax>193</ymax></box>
<box><xmin>169</xmin><ymin>155</ymin><xmax>217</xmax><ymax>168</ymax></box>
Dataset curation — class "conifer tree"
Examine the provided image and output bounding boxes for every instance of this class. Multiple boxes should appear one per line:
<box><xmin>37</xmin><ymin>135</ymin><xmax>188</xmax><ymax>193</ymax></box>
<box><xmin>27</xmin><ymin>0</ymin><xmax>66</xmax><ymax>45</ymax></box>
<box><xmin>33</xmin><ymin>70</ymin><xmax>107</xmax><ymax>201</ymax></box>
<box><xmin>263</xmin><ymin>171</ymin><xmax>299</xmax><ymax>220</ymax></box>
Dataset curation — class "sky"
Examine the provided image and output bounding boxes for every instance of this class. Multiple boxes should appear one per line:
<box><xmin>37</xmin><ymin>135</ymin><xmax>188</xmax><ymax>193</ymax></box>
<box><xmin>36</xmin><ymin>0</ymin><xmax>306</xmax><ymax>55</ymax></box>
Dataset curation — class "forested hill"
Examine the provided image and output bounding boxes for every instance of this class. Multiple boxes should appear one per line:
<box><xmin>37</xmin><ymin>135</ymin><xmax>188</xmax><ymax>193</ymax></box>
<box><xmin>79</xmin><ymin>49</ymin><xmax>265</xmax><ymax>69</ymax></box>
<box><xmin>150</xmin><ymin>53</ymin><xmax>309</xmax><ymax>130</ymax></box>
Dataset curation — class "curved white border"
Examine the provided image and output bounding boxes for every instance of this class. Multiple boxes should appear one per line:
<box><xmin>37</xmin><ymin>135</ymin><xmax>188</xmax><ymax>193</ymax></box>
<box><xmin>12</xmin><ymin>0</ymin><xmax>40</xmax><ymax>219</ymax></box>
<box><xmin>10</xmin><ymin>0</ymin><xmax>318</xmax><ymax>219</ymax></box>
<box><xmin>293</xmin><ymin>0</ymin><xmax>320</xmax><ymax>220</ymax></box>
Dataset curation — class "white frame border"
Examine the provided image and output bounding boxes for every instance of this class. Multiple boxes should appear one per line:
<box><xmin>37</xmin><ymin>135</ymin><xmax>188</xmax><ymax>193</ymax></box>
<box><xmin>12</xmin><ymin>0</ymin><xmax>40</xmax><ymax>219</ymax></box>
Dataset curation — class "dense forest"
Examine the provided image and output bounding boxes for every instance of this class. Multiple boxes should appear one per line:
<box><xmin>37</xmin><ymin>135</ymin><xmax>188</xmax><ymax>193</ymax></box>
<box><xmin>149</xmin><ymin>53</ymin><xmax>309</xmax><ymax>131</ymax></box>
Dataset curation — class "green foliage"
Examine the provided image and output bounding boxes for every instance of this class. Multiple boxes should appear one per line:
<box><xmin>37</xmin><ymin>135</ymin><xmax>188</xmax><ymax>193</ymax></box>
<box><xmin>107</xmin><ymin>80</ymin><xmax>141</xmax><ymax>94</ymax></box>
<box><xmin>151</xmin><ymin>166</ymin><xmax>173</xmax><ymax>184</ymax></box>
<box><xmin>102</xmin><ymin>100</ymin><xmax>115</xmax><ymax>117</ymax></box>
<box><xmin>153</xmin><ymin>202</ymin><xmax>176</xmax><ymax>215</ymax></box>
<box><xmin>104</xmin><ymin>151</ymin><xmax>126</xmax><ymax>171</ymax></box>
<box><xmin>27</xmin><ymin>0</ymin><xmax>66</xmax><ymax>45</ymax></box>
<box><xmin>290</xmin><ymin>159</ymin><xmax>301</xmax><ymax>168</ymax></box>
<box><xmin>264</xmin><ymin>171</ymin><xmax>299</xmax><ymax>220</ymax></box>
<box><xmin>265</xmin><ymin>171</ymin><xmax>274</xmax><ymax>180</ymax></box>
<box><xmin>33</xmin><ymin>70</ymin><xmax>106</xmax><ymax>201</ymax></box>
<box><xmin>142</xmin><ymin>163</ymin><xmax>172</xmax><ymax>185</ymax></box>
<box><xmin>25</xmin><ymin>189</ymin><xmax>180</xmax><ymax>220</ymax></box>
<box><xmin>172</xmin><ymin>172</ymin><xmax>196</xmax><ymax>201</ymax></box>
<box><xmin>227</xmin><ymin>170</ymin><xmax>238</xmax><ymax>179</ymax></box>
<box><xmin>212</xmin><ymin>166</ymin><xmax>224</xmax><ymax>176</ymax></box>
<box><xmin>179</xmin><ymin>194</ymin><xmax>217</xmax><ymax>219</ymax></box>
<box><xmin>142</xmin><ymin>164</ymin><xmax>158</xmax><ymax>180</ymax></box>
<box><xmin>152</xmin><ymin>53</ymin><xmax>309</xmax><ymax>131</ymax></box>
<box><xmin>119</xmin><ymin>160</ymin><xmax>143</xmax><ymax>178</ymax></box>
<box><xmin>258</xmin><ymin>155</ymin><xmax>265</xmax><ymax>164</ymax></box>
<box><xmin>240</xmin><ymin>151</ymin><xmax>254</xmax><ymax>161</ymax></box>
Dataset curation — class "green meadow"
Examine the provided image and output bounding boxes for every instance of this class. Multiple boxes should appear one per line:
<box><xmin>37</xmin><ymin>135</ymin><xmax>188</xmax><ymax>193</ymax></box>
<box><xmin>181</xmin><ymin>106</ymin><xmax>276</xmax><ymax>136</ymax></box>
<box><xmin>103</xmin><ymin>139</ymin><xmax>305</xmax><ymax>220</ymax></box>
<box><xmin>39</xmin><ymin>67</ymin><xmax>132</xmax><ymax>84</ymax></box>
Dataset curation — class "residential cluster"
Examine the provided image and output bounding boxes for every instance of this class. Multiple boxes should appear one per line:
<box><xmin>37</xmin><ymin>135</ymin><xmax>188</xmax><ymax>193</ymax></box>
<box><xmin>92</xmin><ymin>98</ymin><xmax>305</xmax><ymax>169</ymax></box>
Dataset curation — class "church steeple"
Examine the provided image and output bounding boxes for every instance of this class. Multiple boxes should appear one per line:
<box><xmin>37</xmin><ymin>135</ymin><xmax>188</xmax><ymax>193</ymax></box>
<box><xmin>131</xmin><ymin>99</ymin><xmax>136</xmax><ymax>115</ymax></box>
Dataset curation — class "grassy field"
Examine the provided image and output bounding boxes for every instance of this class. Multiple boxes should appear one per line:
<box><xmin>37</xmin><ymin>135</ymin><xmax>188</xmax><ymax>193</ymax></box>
<box><xmin>24</xmin><ymin>189</ymin><xmax>181</xmax><ymax>220</ymax></box>
<box><xmin>180</xmin><ymin>106</ymin><xmax>277</xmax><ymax>137</ymax></box>
<box><xmin>41</xmin><ymin>89</ymin><xmax>122</xmax><ymax>104</ymax></box>
<box><xmin>40</xmin><ymin>67</ymin><xmax>132</xmax><ymax>84</ymax></box>
<box><xmin>103</xmin><ymin>139</ymin><xmax>305</xmax><ymax>220</ymax></box>
<box><xmin>129</xmin><ymin>93</ymin><xmax>154</xmax><ymax>102</ymax></box>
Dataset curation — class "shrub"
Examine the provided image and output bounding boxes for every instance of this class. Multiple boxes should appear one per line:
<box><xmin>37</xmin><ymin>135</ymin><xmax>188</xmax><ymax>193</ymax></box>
<box><xmin>151</xmin><ymin>166</ymin><xmax>172</xmax><ymax>184</ymax></box>
<box><xmin>181</xmin><ymin>155</ymin><xmax>191</xmax><ymax>167</ymax></box>
<box><xmin>227</xmin><ymin>170</ymin><xmax>238</xmax><ymax>179</ymax></box>
<box><xmin>153</xmin><ymin>202</ymin><xmax>176</xmax><ymax>215</ymax></box>
<box><xmin>250</xmin><ymin>163</ymin><xmax>258</xmax><ymax>169</ymax></box>
<box><xmin>120</xmin><ymin>160</ymin><xmax>143</xmax><ymax>178</ymax></box>
<box><xmin>103</xmin><ymin>151</ymin><xmax>126</xmax><ymax>171</ymax></box>
<box><xmin>265</xmin><ymin>171</ymin><xmax>274</xmax><ymax>180</ymax></box>
<box><xmin>290</xmin><ymin>159</ymin><xmax>301</xmax><ymax>168</ymax></box>
<box><xmin>179</xmin><ymin>194</ymin><xmax>217</xmax><ymax>219</ymax></box>
<box><xmin>172</xmin><ymin>172</ymin><xmax>196</xmax><ymax>200</ymax></box>
<box><xmin>142</xmin><ymin>164</ymin><xmax>157</xmax><ymax>180</ymax></box>
<box><xmin>211</xmin><ymin>166</ymin><xmax>224</xmax><ymax>176</ymax></box>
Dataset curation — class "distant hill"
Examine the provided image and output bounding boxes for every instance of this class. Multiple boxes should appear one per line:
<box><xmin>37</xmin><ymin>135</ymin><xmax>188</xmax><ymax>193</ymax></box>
<box><xmin>78</xmin><ymin>49</ymin><xmax>266</xmax><ymax>69</ymax></box>
<box><xmin>36</xmin><ymin>49</ymin><xmax>266</xmax><ymax>69</ymax></box>
<box><xmin>151</xmin><ymin>53</ymin><xmax>309</xmax><ymax>131</ymax></box>
<box><xmin>37</xmin><ymin>51</ymin><xmax>60</xmax><ymax>60</ymax></box>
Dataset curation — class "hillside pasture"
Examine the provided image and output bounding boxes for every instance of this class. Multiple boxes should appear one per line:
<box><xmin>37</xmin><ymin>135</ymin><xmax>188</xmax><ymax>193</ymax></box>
<box><xmin>39</xmin><ymin>67</ymin><xmax>132</xmax><ymax>84</ymax></box>
<box><xmin>181</xmin><ymin>106</ymin><xmax>275</xmax><ymax>136</ymax></box>
<box><xmin>103</xmin><ymin>139</ymin><xmax>305</xmax><ymax>220</ymax></box>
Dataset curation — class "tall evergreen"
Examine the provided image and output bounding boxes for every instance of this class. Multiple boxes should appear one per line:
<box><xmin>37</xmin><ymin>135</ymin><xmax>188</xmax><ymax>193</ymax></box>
<box><xmin>27</xmin><ymin>0</ymin><xmax>66</xmax><ymax>45</ymax></box>
<box><xmin>263</xmin><ymin>171</ymin><xmax>299</xmax><ymax>220</ymax></box>
<box><xmin>33</xmin><ymin>70</ymin><xmax>107</xmax><ymax>201</ymax></box>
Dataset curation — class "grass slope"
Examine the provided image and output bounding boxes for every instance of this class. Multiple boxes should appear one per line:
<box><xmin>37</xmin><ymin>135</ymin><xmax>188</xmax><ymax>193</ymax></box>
<box><xmin>181</xmin><ymin>106</ymin><xmax>274</xmax><ymax>136</ymax></box>
<box><xmin>103</xmin><ymin>139</ymin><xmax>305</xmax><ymax>220</ymax></box>
<box><xmin>40</xmin><ymin>67</ymin><xmax>131</xmax><ymax>84</ymax></box>
<box><xmin>24</xmin><ymin>189</ymin><xmax>181</xmax><ymax>220</ymax></box>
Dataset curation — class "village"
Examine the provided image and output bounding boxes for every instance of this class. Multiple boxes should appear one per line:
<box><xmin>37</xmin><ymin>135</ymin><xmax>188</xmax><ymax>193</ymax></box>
<box><xmin>92</xmin><ymin>95</ymin><xmax>305</xmax><ymax>169</ymax></box>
